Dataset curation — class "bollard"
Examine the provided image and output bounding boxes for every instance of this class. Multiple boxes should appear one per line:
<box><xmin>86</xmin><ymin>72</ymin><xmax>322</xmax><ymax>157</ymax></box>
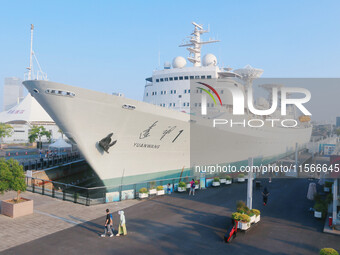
<box><xmin>86</xmin><ymin>190</ymin><xmax>90</xmax><ymax>206</ymax></box>
<box><xmin>134</xmin><ymin>184</ymin><xmax>137</xmax><ymax>199</ymax></box>
<box><xmin>42</xmin><ymin>180</ymin><xmax>45</xmax><ymax>195</ymax></box>
<box><xmin>63</xmin><ymin>185</ymin><xmax>66</xmax><ymax>201</ymax></box>
<box><xmin>52</xmin><ymin>187</ymin><xmax>55</xmax><ymax>198</ymax></box>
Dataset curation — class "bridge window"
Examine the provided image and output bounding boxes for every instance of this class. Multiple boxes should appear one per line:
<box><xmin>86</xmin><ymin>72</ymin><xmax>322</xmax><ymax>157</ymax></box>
<box><xmin>156</xmin><ymin>79</ymin><xmax>159</xmax><ymax>82</ymax></box>
<box><xmin>165</xmin><ymin>78</ymin><xmax>168</xmax><ymax>81</ymax></box>
<box><xmin>179</xmin><ymin>76</ymin><xmax>183</xmax><ymax>80</ymax></box>
<box><xmin>207</xmin><ymin>75</ymin><xmax>212</xmax><ymax>79</ymax></box>
<box><xmin>221</xmin><ymin>90</ymin><xmax>224</xmax><ymax>94</ymax></box>
<box><xmin>201</xmin><ymin>76</ymin><xmax>206</xmax><ymax>79</ymax></box>
<box><xmin>195</xmin><ymin>76</ymin><xmax>200</xmax><ymax>79</ymax></box>
<box><xmin>146</xmin><ymin>93</ymin><xmax>148</xmax><ymax>96</ymax></box>
<box><xmin>160</xmin><ymin>78</ymin><xmax>164</xmax><ymax>82</ymax></box>
<box><xmin>187</xmin><ymin>103</ymin><xmax>190</xmax><ymax>106</ymax></box>
<box><xmin>169</xmin><ymin>77</ymin><xmax>173</xmax><ymax>81</ymax></box>
<box><xmin>184</xmin><ymin>89</ymin><xmax>187</xmax><ymax>93</ymax></box>
<box><xmin>190</xmin><ymin>76</ymin><xmax>194</xmax><ymax>79</ymax></box>
<box><xmin>184</xmin><ymin>76</ymin><xmax>189</xmax><ymax>80</ymax></box>
<box><xmin>174</xmin><ymin>77</ymin><xmax>178</xmax><ymax>81</ymax></box>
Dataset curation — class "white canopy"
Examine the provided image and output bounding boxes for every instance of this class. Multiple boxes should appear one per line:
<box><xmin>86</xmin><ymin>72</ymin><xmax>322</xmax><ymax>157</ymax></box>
<box><xmin>0</xmin><ymin>94</ymin><xmax>54</xmax><ymax>124</ymax></box>
<box><xmin>49</xmin><ymin>139</ymin><xmax>72</xmax><ymax>149</ymax></box>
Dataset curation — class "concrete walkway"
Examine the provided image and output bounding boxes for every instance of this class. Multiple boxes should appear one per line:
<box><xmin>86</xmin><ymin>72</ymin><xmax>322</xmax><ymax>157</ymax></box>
<box><xmin>2</xmin><ymin>179</ymin><xmax>340</xmax><ymax>254</ymax></box>
<box><xmin>0</xmin><ymin>191</ymin><xmax>140</xmax><ymax>252</ymax></box>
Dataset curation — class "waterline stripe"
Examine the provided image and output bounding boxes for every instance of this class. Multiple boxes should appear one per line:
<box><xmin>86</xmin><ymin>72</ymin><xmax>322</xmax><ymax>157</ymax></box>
<box><xmin>34</xmin><ymin>210</ymin><xmax>79</xmax><ymax>225</ymax></box>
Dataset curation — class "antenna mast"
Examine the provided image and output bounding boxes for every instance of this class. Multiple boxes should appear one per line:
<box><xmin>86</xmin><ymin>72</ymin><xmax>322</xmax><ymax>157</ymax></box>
<box><xmin>179</xmin><ymin>22</ymin><xmax>219</xmax><ymax>67</ymax></box>
<box><xmin>28</xmin><ymin>24</ymin><xmax>34</xmax><ymax>80</ymax></box>
<box><xmin>25</xmin><ymin>24</ymin><xmax>47</xmax><ymax>81</ymax></box>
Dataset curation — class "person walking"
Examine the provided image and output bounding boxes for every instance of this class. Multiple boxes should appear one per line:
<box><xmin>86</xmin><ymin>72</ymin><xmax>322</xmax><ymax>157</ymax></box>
<box><xmin>167</xmin><ymin>183</ymin><xmax>171</xmax><ymax>194</ymax></box>
<box><xmin>262</xmin><ymin>187</ymin><xmax>270</xmax><ymax>206</ymax></box>
<box><xmin>116</xmin><ymin>210</ymin><xmax>127</xmax><ymax>236</ymax></box>
<box><xmin>101</xmin><ymin>209</ymin><xmax>114</xmax><ymax>237</ymax></box>
<box><xmin>189</xmin><ymin>179</ymin><xmax>195</xmax><ymax>196</ymax></box>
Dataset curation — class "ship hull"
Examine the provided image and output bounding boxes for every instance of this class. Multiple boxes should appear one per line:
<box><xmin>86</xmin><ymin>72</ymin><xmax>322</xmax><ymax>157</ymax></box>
<box><xmin>23</xmin><ymin>80</ymin><xmax>312</xmax><ymax>186</ymax></box>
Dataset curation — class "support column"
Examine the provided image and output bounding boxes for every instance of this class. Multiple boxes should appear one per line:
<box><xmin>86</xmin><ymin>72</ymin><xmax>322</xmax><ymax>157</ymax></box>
<box><xmin>247</xmin><ymin>157</ymin><xmax>253</xmax><ymax>209</ymax></box>
<box><xmin>333</xmin><ymin>179</ymin><xmax>338</xmax><ymax>226</ymax></box>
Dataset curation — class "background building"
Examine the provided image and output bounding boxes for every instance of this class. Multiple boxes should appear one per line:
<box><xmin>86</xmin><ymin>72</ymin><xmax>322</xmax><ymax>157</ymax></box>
<box><xmin>336</xmin><ymin>117</ymin><xmax>340</xmax><ymax>128</ymax></box>
<box><xmin>0</xmin><ymin>94</ymin><xmax>61</xmax><ymax>143</ymax></box>
<box><xmin>3</xmin><ymin>77</ymin><xmax>24</xmax><ymax>111</ymax></box>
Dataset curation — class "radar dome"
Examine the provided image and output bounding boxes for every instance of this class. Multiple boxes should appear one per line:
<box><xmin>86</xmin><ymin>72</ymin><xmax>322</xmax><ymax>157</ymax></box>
<box><xmin>172</xmin><ymin>56</ymin><xmax>187</xmax><ymax>68</ymax></box>
<box><xmin>202</xmin><ymin>54</ymin><xmax>217</xmax><ymax>67</ymax></box>
<box><xmin>164</xmin><ymin>61</ymin><xmax>171</xmax><ymax>69</ymax></box>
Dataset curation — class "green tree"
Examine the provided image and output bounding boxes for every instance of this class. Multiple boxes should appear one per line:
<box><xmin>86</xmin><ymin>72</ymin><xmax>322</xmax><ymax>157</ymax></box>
<box><xmin>336</xmin><ymin>128</ymin><xmax>340</xmax><ymax>137</ymax></box>
<box><xmin>0</xmin><ymin>158</ymin><xmax>26</xmax><ymax>201</ymax></box>
<box><xmin>58</xmin><ymin>128</ymin><xmax>64</xmax><ymax>139</ymax></box>
<box><xmin>28</xmin><ymin>125</ymin><xmax>52</xmax><ymax>143</ymax></box>
<box><xmin>0</xmin><ymin>122</ymin><xmax>13</xmax><ymax>147</ymax></box>
<box><xmin>0</xmin><ymin>159</ymin><xmax>12</xmax><ymax>193</ymax></box>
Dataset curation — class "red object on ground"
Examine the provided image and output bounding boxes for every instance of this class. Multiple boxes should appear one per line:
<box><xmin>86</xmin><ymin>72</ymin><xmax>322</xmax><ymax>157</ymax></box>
<box><xmin>25</xmin><ymin>152</ymin><xmax>27</xmax><ymax>155</ymax></box>
<box><xmin>16</xmin><ymin>152</ymin><xmax>18</xmax><ymax>156</ymax></box>
<box><xmin>329</xmin><ymin>216</ymin><xmax>333</xmax><ymax>227</ymax></box>
<box><xmin>8</xmin><ymin>153</ymin><xmax>10</xmax><ymax>156</ymax></box>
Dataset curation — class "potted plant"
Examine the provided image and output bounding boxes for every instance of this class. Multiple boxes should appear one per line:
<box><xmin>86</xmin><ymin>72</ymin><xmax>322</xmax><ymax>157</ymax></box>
<box><xmin>178</xmin><ymin>182</ymin><xmax>186</xmax><ymax>192</ymax></box>
<box><xmin>247</xmin><ymin>211</ymin><xmax>256</xmax><ymax>224</ymax></box>
<box><xmin>0</xmin><ymin>158</ymin><xmax>33</xmax><ymax>218</ymax></box>
<box><xmin>238</xmin><ymin>214</ymin><xmax>251</xmax><ymax>230</ymax></box>
<box><xmin>212</xmin><ymin>177</ymin><xmax>220</xmax><ymax>187</ymax></box>
<box><xmin>149</xmin><ymin>181</ymin><xmax>157</xmax><ymax>195</ymax></box>
<box><xmin>251</xmin><ymin>209</ymin><xmax>261</xmax><ymax>223</ymax></box>
<box><xmin>156</xmin><ymin>185</ymin><xmax>165</xmax><ymax>195</ymax></box>
<box><xmin>237</xmin><ymin>173</ymin><xmax>245</xmax><ymax>182</ymax></box>
<box><xmin>319</xmin><ymin>248</ymin><xmax>339</xmax><ymax>255</ymax></box>
<box><xmin>139</xmin><ymin>187</ymin><xmax>149</xmax><ymax>199</ymax></box>
<box><xmin>220</xmin><ymin>174</ymin><xmax>227</xmax><ymax>184</ymax></box>
<box><xmin>314</xmin><ymin>201</ymin><xmax>326</xmax><ymax>218</ymax></box>
<box><xmin>225</xmin><ymin>175</ymin><xmax>232</xmax><ymax>185</ymax></box>
<box><xmin>194</xmin><ymin>180</ymin><xmax>199</xmax><ymax>189</ymax></box>
<box><xmin>324</xmin><ymin>181</ymin><xmax>333</xmax><ymax>193</ymax></box>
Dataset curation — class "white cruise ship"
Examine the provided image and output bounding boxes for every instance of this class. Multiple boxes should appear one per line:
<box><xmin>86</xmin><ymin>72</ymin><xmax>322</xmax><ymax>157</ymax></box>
<box><xmin>23</xmin><ymin>22</ymin><xmax>312</xmax><ymax>186</ymax></box>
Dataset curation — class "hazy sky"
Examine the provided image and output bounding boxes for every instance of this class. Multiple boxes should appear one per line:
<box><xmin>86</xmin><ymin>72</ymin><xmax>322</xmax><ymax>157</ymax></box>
<box><xmin>1</xmin><ymin>0</ymin><xmax>340</xmax><ymax>117</ymax></box>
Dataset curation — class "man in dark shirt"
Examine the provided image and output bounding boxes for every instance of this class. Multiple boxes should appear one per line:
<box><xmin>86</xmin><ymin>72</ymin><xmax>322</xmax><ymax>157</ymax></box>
<box><xmin>101</xmin><ymin>209</ymin><xmax>113</xmax><ymax>237</ymax></box>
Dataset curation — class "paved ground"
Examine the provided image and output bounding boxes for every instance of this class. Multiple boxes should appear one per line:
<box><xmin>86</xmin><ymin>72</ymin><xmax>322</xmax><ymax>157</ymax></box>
<box><xmin>1</xmin><ymin>178</ymin><xmax>339</xmax><ymax>255</ymax></box>
<box><xmin>0</xmin><ymin>191</ymin><xmax>140</xmax><ymax>252</ymax></box>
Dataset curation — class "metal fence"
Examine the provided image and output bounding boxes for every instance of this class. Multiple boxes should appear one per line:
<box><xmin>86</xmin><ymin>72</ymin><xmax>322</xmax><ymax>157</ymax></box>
<box><xmin>25</xmin><ymin>174</ymin><xmax>217</xmax><ymax>206</ymax></box>
<box><xmin>21</xmin><ymin>152</ymin><xmax>82</xmax><ymax>171</ymax></box>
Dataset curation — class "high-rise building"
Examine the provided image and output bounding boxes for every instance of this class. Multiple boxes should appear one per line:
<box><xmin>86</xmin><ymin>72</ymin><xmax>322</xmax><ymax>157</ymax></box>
<box><xmin>336</xmin><ymin>117</ymin><xmax>340</xmax><ymax>128</ymax></box>
<box><xmin>3</xmin><ymin>77</ymin><xmax>24</xmax><ymax>111</ymax></box>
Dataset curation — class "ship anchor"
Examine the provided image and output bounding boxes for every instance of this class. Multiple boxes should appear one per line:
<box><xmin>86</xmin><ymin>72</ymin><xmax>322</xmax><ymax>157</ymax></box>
<box><xmin>98</xmin><ymin>133</ymin><xmax>117</xmax><ymax>153</ymax></box>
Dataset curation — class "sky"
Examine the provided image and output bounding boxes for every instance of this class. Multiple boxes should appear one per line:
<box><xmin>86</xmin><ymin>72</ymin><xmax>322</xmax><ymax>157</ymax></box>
<box><xmin>0</xmin><ymin>0</ymin><xmax>340</xmax><ymax>116</ymax></box>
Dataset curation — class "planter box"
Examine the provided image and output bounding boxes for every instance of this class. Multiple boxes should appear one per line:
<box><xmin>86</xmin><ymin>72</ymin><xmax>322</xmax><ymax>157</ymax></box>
<box><xmin>212</xmin><ymin>182</ymin><xmax>220</xmax><ymax>187</ymax></box>
<box><xmin>249</xmin><ymin>215</ymin><xmax>256</xmax><ymax>224</ymax></box>
<box><xmin>238</xmin><ymin>178</ymin><xmax>245</xmax><ymax>182</ymax></box>
<box><xmin>255</xmin><ymin>215</ymin><xmax>260</xmax><ymax>223</ymax></box>
<box><xmin>149</xmin><ymin>189</ymin><xmax>157</xmax><ymax>195</ymax></box>
<box><xmin>139</xmin><ymin>193</ymin><xmax>148</xmax><ymax>199</ymax></box>
<box><xmin>314</xmin><ymin>211</ymin><xmax>322</xmax><ymax>218</ymax></box>
<box><xmin>226</xmin><ymin>180</ymin><xmax>232</xmax><ymax>185</ymax></box>
<box><xmin>238</xmin><ymin>221</ymin><xmax>251</xmax><ymax>230</ymax></box>
<box><xmin>178</xmin><ymin>187</ymin><xmax>186</xmax><ymax>192</ymax></box>
<box><xmin>324</xmin><ymin>187</ymin><xmax>330</xmax><ymax>193</ymax></box>
<box><xmin>1</xmin><ymin>198</ymin><xmax>33</xmax><ymax>218</ymax></box>
<box><xmin>156</xmin><ymin>190</ymin><xmax>165</xmax><ymax>196</ymax></box>
<box><xmin>220</xmin><ymin>179</ymin><xmax>227</xmax><ymax>184</ymax></box>
<box><xmin>186</xmin><ymin>184</ymin><xmax>191</xmax><ymax>189</ymax></box>
<box><xmin>195</xmin><ymin>185</ymin><xmax>199</xmax><ymax>190</ymax></box>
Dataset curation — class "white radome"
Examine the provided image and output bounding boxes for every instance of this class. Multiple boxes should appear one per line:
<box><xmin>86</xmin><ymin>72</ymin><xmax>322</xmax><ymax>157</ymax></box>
<box><xmin>164</xmin><ymin>61</ymin><xmax>171</xmax><ymax>69</ymax></box>
<box><xmin>202</xmin><ymin>53</ymin><xmax>217</xmax><ymax>66</ymax></box>
<box><xmin>172</xmin><ymin>56</ymin><xmax>187</xmax><ymax>68</ymax></box>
